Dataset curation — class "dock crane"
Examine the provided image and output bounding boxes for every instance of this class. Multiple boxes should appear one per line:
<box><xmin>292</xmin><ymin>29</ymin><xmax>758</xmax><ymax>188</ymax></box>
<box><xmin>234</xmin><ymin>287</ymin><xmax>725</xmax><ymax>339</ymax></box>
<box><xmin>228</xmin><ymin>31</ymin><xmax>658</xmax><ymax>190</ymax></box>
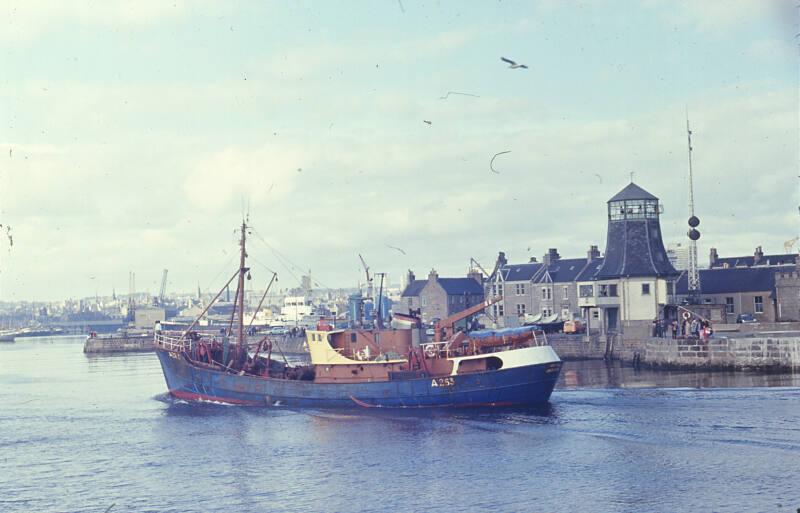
<box><xmin>433</xmin><ymin>295</ymin><xmax>502</xmax><ymax>342</ymax></box>
<box><xmin>358</xmin><ymin>253</ymin><xmax>373</xmax><ymax>300</ymax></box>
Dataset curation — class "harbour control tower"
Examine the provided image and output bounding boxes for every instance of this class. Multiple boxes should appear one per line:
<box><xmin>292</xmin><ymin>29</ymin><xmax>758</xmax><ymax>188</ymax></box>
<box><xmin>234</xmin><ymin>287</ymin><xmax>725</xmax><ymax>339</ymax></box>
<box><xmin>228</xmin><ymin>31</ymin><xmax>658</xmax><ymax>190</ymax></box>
<box><xmin>579</xmin><ymin>182</ymin><xmax>679</xmax><ymax>336</ymax></box>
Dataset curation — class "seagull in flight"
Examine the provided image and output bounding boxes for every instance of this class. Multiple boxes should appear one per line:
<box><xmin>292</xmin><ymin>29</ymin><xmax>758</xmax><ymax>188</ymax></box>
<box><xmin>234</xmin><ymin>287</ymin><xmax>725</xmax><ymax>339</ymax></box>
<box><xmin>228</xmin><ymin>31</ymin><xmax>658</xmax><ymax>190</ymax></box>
<box><xmin>501</xmin><ymin>57</ymin><xmax>528</xmax><ymax>69</ymax></box>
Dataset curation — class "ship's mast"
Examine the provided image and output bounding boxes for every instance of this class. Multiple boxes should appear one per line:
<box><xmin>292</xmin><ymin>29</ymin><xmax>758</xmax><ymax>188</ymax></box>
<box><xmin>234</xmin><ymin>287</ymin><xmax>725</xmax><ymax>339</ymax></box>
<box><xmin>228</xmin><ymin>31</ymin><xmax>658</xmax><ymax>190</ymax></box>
<box><xmin>686</xmin><ymin>116</ymin><xmax>701</xmax><ymax>300</ymax></box>
<box><xmin>236</xmin><ymin>220</ymin><xmax>248</xmax><ymax>349</ymax></box>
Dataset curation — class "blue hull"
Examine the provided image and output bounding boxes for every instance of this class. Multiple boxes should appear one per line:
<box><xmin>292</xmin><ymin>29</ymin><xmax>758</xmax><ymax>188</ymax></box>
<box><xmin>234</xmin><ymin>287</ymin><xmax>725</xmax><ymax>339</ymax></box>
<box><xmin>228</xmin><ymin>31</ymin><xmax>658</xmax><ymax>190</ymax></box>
<box><xmin>155</xmin><ymin>349</ymin><xmax>561</xmax><ymax>408</ymax></box>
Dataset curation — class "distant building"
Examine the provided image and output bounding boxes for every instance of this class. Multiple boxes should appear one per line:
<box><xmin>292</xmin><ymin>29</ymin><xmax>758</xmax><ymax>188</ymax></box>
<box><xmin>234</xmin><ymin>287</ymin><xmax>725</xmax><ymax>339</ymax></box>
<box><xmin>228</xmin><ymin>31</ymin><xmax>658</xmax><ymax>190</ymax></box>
<box><xmin>666</xmin><ymin>243</ymin><xmax>690</xmax><ymax>271</ymax></box>
<box><xmin>134</xmin><ymin>307</ymin><xmax>165</xmax><ymax>329</ymax></box>
<box><xmin>401</xmin><ymin>269</ymin><xmax>484</xmax><ymax>325</ymax></box>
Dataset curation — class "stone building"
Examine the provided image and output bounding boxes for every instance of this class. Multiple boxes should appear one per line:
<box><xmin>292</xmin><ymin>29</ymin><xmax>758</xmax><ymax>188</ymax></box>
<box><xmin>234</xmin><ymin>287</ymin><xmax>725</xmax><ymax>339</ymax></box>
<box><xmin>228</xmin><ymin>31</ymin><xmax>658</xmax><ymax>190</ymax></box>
<box><xmin>486</xmin><ymin>247</ymin><xmax>603</xmax><ymax>328</ymax></box>
<box><xmin>400</xmin><ymin>269</ymin><xmax>484</xmax><ymax>325</ymax></box>
<box><xmin>697</xmin><ymin>246</ymin><xmax>800</xmax><ymax>322</ymax></box>
<box><xmin>775</xmin><ymin>267</ymin><xmax>800</xmax><ymax>321</ymax></box>
<box><xmin>673</xmin><ymin>267</ymin><xmax>786</xmax><ymax>323</ymax></box>
<box><xmin>486</xmin><ymin>253</ymin><xmax>540</xmax><ymax>327</ymax></box>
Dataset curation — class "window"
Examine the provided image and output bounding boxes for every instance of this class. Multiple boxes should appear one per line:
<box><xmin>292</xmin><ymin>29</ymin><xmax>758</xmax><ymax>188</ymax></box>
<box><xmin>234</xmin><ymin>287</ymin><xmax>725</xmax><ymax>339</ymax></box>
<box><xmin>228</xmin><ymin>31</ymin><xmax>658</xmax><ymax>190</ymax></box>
<box><xmin>541</xmin><ymin>308</ymin><xmax>551</xmax><ymax>316</ymax></box>
<box><xmin>641</xmin><ymin>283</ymin><xmax>650</xmax><ymax>295</ymax></box>
<box><xmin>726</xmin><ymin>297</ymin><xmax>734</xmax><ymax>314</ymax></box>
<box><xmin>599</xmin><ymin>285</ymin><xmax>608</xmax><ymax>297</ymax></box>
<box><xmin>421</xmin><ymin>297</ymin><xmax>427</xmax><ymax>307</ymax></box>
<box><xmin>609</xmin><ymin>284</ymin><xmax>618</xmax><ymax>297</ymax></box>
<box><xmin>563</xmin><ymin>286</ymin><xmax>569</xmax><ymax>299</ymax></box>
<box><xmin>515</xmin><ymin>283</ymin><xmax>526</xmax><ymax>295</ymax></box>
<box><xmin>667</xmin><ymin>281</ymin><xmax>674</xmax><ymax>295</ymax></box>
<box><xmin>579</xmin><ymin>285</ymin><xmax>593</xmax><ymax>298</ymax></box>
<box><xmin>516</xmin><ymin>304</ymin><xmax>526</xmax><ymax>315</ymax></box>
<box><xmin>497</xmin><ymin>304</ymin><xmax>504</xmax><ymax>316</ymax></box>
<box><xmin>541</xmin><ymin>287</ymin><xmax>551</xmax><ymax>300</ymax></box>
<box><xmin>592</xmin><ymin>309</ymin><xmax>599</xmax><ymax>319</ymax></box>
<box><xmin>754</xmin><ymin>296</ymin><xmax>763</xmax><ymax>314</ymax></box>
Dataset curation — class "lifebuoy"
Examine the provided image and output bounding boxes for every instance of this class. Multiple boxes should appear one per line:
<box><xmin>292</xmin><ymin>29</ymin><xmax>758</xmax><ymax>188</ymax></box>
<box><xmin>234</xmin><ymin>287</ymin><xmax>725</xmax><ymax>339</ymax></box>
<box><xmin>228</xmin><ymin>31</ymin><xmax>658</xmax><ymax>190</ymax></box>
<box><xmin>423</xmin><ymin>344</ymin><xmax>437</xmax><ymax>358</ymax></box>
<box><xmin>682</xmin><ymin>312</ymin><xmax>691</xmax><ymax>321</ymax></box>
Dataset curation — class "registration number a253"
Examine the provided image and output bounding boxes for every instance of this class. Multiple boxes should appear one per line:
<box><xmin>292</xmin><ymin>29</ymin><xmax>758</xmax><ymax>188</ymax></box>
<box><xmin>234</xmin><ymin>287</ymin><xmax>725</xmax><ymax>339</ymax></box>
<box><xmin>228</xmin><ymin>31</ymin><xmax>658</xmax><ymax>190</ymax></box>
<box><xmin>431</xmin><ymin>377</ymin><xmax>455</xmax><ymax>387</ymax></box>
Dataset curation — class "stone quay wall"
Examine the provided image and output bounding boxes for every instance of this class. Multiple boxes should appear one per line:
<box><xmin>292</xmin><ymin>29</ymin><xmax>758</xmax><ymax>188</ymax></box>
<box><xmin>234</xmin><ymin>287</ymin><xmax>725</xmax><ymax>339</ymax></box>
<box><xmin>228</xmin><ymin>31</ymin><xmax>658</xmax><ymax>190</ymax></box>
<box><xmin>615</xmin><ymin>336</ymin><xmax>800</xmax><ymax>370</ymax></box>
<box><xmin>547</xmin><ymin>334</ymin><xmax>608</xmax><ymax>360</ymax></box>
<box><xmin>546</xmin><ymin>333</ymin><xmax>800</xmax><ymax>370</ymax></box>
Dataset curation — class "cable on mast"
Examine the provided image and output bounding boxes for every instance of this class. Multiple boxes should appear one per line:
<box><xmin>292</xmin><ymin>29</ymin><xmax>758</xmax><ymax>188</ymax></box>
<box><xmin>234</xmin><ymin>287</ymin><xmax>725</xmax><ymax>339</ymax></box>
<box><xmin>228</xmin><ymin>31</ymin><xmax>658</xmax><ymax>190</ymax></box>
<box><xmin>686</xmin><ymin>115</ymin><xmax>701</xmax><ymax>299</ymax></box>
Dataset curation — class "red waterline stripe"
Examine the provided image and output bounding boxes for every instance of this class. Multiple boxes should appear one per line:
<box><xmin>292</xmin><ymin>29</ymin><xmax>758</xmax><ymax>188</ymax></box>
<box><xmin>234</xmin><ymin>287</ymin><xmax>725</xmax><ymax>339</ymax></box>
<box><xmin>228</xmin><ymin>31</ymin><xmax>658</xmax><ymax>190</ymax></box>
<box><xmin>169</xmin><ymin>389</ymin><xmax>262</xmax><ymax>406</ymax></box>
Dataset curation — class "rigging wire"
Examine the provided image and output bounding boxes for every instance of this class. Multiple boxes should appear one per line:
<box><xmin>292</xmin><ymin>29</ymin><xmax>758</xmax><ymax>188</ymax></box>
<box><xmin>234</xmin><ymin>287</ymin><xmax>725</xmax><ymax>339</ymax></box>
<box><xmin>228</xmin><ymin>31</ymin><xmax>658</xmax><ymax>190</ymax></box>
<box><xmin>202</xmin><ymin>252</ymin><xmax>238</xmax><ymax>295</ymax></box>
<box><xmin>250</xmin><ymin>227</ymin><xmax>331</xmax><ymax>289</ymax></box>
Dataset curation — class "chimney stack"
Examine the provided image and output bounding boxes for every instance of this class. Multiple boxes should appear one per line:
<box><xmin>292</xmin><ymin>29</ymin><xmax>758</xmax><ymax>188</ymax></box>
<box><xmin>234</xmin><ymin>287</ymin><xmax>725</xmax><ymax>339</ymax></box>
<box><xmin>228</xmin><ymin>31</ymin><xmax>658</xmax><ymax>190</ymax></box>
<box><xmin>428</xmin><ymin>269</ymin><xmax>439</xmax><ymax>282</ymax></box>
<box><xmin>543</xmin><ymin>248</ymin><xmax>561</xmax><ymax>266</ymax></box>
<box><xmin>407</xmin><ymin>269</ymin><xmax>416</xmax><ymax>286</ymax></box>
<box><xmin>496</xmin><ymin>251</ymin><xmax>507</xmax><ymax>268</ymax></box>
<box><xmin>709</xmin><ymin>248</ymin><xmax>719</xmax><ymax>268</ymax></box>
<box><xmin>754</xmin><ymin>246</ymin><xmax>764</xmax><ymax>265</ymax></box>
<box><xmin>587</xmin><ymin>245</ymin><xmax>601</xmax><ymax>262</ymax></box>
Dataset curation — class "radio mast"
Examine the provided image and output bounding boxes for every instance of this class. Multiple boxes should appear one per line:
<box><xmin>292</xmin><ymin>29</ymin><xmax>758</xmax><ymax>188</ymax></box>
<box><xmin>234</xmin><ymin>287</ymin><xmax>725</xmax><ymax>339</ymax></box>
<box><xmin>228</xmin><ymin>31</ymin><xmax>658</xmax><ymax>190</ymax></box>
<box><xmin>686</xmin><ymin>116</ymin><xmax>701</xmax><ymax>301</ymax></box>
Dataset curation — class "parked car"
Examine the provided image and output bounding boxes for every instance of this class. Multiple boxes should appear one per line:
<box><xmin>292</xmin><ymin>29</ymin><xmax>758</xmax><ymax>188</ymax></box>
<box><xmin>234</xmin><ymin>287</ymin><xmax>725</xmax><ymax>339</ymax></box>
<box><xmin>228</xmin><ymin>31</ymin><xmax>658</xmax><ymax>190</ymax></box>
<box><xmin>268</xmin><ymin>326</ymin><xmax>291</xmax><ymax>335</ymax></box>
<box><xmin>736</xmin><ymin>314</ymin><xmax>757</xmax><ymax>324</ymax></box>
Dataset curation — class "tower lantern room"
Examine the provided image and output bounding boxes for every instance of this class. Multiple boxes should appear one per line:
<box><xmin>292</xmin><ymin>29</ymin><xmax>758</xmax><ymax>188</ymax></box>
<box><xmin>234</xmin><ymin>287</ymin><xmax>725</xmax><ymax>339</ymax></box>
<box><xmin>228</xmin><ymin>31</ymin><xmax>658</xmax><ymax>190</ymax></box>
<box><xmin>608</xmin><ymin>191</ymin><xmax>662</xmax><ymax>221</ymax></box>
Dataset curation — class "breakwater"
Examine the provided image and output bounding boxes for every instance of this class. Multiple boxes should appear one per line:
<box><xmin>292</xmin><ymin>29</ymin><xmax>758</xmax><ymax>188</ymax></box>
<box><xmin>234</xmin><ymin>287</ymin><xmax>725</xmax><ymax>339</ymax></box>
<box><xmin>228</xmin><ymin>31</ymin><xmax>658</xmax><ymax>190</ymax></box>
<box><xmin>83</xmin><ymin>334</ymin><xmax>153</xmax><ymax>353</ymax></box>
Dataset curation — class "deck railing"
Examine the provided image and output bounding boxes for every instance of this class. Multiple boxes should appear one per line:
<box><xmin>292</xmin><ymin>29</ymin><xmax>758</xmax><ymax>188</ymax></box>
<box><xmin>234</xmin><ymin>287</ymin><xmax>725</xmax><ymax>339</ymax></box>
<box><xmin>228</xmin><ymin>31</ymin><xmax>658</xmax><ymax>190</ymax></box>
<box><xmin>154</xmin><ymin>332</ymin><xmax>190</xmax><ymax>352</ymax></box>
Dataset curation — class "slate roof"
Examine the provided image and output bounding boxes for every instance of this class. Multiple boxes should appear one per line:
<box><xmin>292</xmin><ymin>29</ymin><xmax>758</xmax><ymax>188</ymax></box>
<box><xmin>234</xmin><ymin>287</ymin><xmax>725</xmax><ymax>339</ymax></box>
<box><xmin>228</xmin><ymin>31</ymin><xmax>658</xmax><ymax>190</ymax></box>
<box><xmin>594</xmin><ymin>218</ymin><xmax>678</xmax><ymax>279</ymax></box>
<box><xmin>401</xmin><ymin>280</ymin><xmax>427</xmax><ymax>297</ymax></box>
<box><xmin>712</xmin><ymin>254</ymin><xmax>798</xmax><ymax>268</ymax></box>
<box><xmin>576</xmin><ymin>258</ymin><xmax>604</xmax><ymax>281</ymax></box>
<box><xmin>535</xmin><ymin>258</ymin><xmax>590</xmax><ymax>283</ymax></box>
<box><xmin>438</xmin><ymin>278</ymin><xmax>484</xmax><ymax>295</ymax></box>
<box><xmin>499</xmin><ymin>263</ymin><xmax>543</xmax><ymax>282</ymax></box>
<box><xmin>674</xmin><ymin>266</ymin><xmax>793</xmax><ymax>297</ymax></box>
<box><xmin>401</xmin><ymin>277</ymin><xmax>484</xmax><ymax>297</ymax></box>
<box><xmin>608</xmin><ymin>182</ymin><xmax>658</xmax><ymax>202</ymax></box>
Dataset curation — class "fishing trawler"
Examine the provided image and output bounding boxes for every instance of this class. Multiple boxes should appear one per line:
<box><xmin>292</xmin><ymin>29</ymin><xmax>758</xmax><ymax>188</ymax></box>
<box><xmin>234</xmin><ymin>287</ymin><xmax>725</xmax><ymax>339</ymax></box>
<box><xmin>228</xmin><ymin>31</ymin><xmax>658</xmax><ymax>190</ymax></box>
<box><xmin>153</xmin><ymin>221</ymin><xmax>562</xmax><ymax>408</ymax></box>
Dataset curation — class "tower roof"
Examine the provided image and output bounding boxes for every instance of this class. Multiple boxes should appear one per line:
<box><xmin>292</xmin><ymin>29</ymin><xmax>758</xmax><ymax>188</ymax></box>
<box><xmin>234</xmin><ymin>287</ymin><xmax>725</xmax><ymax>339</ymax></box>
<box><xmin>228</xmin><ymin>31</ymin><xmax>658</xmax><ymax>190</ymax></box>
<box><xmin>608</xmin><ymin>182</ymin><xmax>658</xmax><ymax>202</ymax></box>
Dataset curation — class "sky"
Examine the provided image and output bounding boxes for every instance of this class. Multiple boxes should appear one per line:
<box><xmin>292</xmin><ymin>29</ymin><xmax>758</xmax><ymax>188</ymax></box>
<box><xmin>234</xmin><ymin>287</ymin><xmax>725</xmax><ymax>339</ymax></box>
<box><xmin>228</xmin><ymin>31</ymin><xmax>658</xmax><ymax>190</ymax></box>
<box><xmin>1</xmin><ymin>0</ymin><xmax>798</xmax><ymax>301</ymax></box>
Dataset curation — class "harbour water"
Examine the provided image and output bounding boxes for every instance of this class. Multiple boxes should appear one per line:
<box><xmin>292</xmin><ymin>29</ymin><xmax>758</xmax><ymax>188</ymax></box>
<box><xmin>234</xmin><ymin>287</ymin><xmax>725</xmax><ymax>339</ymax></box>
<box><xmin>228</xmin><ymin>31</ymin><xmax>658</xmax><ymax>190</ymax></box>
<box><xmin>2</xmin><ymin>336</ymin><xmax>799</xmax><ymax>513</ymax></box>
